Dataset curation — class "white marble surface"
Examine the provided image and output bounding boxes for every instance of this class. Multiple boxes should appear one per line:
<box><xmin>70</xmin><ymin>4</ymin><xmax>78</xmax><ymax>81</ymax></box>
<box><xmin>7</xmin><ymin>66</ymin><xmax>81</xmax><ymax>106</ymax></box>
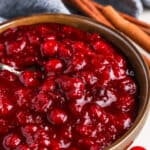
<box><xmin>128</xmin><ymin>10</ymin><xmax>150</xmax><ymax>150</ymax></box>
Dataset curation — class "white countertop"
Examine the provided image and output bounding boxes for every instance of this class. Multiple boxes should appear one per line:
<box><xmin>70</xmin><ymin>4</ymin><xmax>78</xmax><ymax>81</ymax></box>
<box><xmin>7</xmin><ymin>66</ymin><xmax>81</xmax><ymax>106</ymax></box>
<box><xmin>128</xmin><ymin>10</ymin><xmax>150</xmax><ymax>150</ymax></box>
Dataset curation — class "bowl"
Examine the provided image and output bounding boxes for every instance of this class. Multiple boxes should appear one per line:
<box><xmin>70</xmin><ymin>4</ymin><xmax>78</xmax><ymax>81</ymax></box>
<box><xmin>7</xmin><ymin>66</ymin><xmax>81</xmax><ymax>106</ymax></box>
<box><xmin>0</xmin><ymin>14</ymin><xmax>149</xmax><ymax>150</ymax></box>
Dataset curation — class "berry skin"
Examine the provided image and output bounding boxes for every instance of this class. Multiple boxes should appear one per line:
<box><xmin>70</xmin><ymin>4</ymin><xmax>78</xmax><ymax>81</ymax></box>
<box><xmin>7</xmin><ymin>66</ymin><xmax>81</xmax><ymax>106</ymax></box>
<box><xmin>0</xmin><ymin>43</ymin><xmax>5</xmax><ymax>58</ymax></box>
<box><xmin>59</xmin><ymin>76</ymin><xmax>84</xmax><ymax>99</ymax></box>
<box><xmin>3</xmin><ymin>133</ymin><xmax>21</xmax><ymax>149</ymax></box>
<box><xmin>41</xmin><ymin>40</ymin><xmax>58</xmax><ymax>57</ymax></box>
<box><xmin>47</xmin><ymin>108</ymin><xmax>68</xmax><ymax>125</ymax></box>
<box><xmin>5</xmin><ymin>38</ymin><xmax>26</xmax><ymax>55</ymax></box>
<box><xmin>0</xmin><ymin>98</ymin><xmax>14</xmax><ymax>116</ymax></box>
<box><xmin>130</xmin><ymin>146</ymin><xmax>146</xmax><ymax>150</ymax></box>
<box><xmin>19</xmin><ymin>71</ymin><xmax>41</xmax><ymax>87</ymax></box>
<box><xmin>115</xmin><ymin>94</ymin><xmax>135</xmax><ymax>112</ymax></box>
<box><xmin>27</xmin><ymin>31</ymin><xmax>40</xmax><ymax>45</ymax></box>
<box><xmin>32</xmin><ymin>92</ymin><xmax>52</xmax><ymax>113</ymax></box>
<box><xmin>45</xmin><ymin>59</ymin><xmax>63</xmax><ymax>73</ymax></box>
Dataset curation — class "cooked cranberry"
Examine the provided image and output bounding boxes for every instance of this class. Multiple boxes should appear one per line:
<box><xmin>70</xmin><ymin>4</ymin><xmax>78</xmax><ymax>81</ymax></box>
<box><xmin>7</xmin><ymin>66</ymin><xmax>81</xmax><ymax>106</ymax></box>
<box><xmin>5</xmin><ymin>38</ymin><xmax>26</xmax><ymax>55</ymax></box>
<box><xmin>3</xmin><ymin>133</ymin><xmax>21</xmax><ymax>149</ymax></box>
<box><xmin>15</xmin><ymin>88</ymin><xmax>33</xmax><ymax>107</ymax></box>
<box><xmin>27</xmin><ymin>31</ymin><xmax>40</xmax><ymax>45</ymax></box>
<box><xmin>32</xmin><ymin>92</ymin><xmax>52</xmax><ymax>113</ymax></box>
<box><xmin>66</xmin><ymin>53</ymin><xmax>87</xmax><ymax>73</ymax></box>
<box><xmin>0</xmin><ymin>43</ymin><xmax>5</xmax><ymax>58</ymax></box>
<box><xmin>19</xmin><ymin>71</ymin><xmax>41</xmax><ymax>87</ymax></box>
<box><xmin>22</xmin><ymin>124</ymin><xmax>38</xmax><ymax>134</ymax></box>
<box><xmin>59</xmin><ymin>76</ymin><xmax>84</xmax><ymax>99</ymax></box>
<box><xmin>45</xmin><ymin>59</ymin><xmax>63</xmax><ymax>73</ymax></box>
<box><xmin>0</xmin><ymin>23</ymin><xmax>137</xmax><ymax>150</ymax></box>
<box><xmin>0</xmin><ymin>119</ymin><xmax>8</xmax><ymax>134</ymax></box>
<box><xmin>58</xmin><ymin>44</ymin><xmax>71</xmax><ymax>59</ymax></box>
<box><xmin>47</xmin><ymin>108</ymin><xmax>68</xmax><ymax>125</ymax></box>
<box><xmin>93</xmin><ymin>40</ymin><xmax>114</xmax><ymax>57</ymax></box>
<box><xmin>115</xmin><ymin>94</ymin><xmax>135</xmax><ymax>112</ymax></box>
<box><xmin>130</xmin><ymin>146</ymin><xmax>146</xmax><ymax>150</ymax></box>
<box><xmin>72</xmin><ymin>42</ymin><xmax>94</xmax><ymax>56</ymax></box>
<box><xmin>41</xmin><ymin>40</ymin><xmax>58</xmax><ymax>57</ymax></box>
<box><xmin>0</xmin><ymin>98</ymin><xmax>14</xmax><ymax>116</ymax></box>
<box><xmin>41</xmin><ymin>78</ymin><xmax>56</xmax><ymax>92</ymax></box>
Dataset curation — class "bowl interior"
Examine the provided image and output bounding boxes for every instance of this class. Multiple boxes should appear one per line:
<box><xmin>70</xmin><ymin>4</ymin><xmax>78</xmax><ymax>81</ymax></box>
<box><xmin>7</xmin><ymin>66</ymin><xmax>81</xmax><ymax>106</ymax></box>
<box><xmin>0</xmin><ymin>14</ymin><xmax>149</xmax><ymax>150</ymax></box>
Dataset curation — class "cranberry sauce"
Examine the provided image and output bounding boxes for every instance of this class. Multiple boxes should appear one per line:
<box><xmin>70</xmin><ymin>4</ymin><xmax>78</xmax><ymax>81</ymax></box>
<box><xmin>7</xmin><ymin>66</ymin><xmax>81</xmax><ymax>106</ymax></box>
<box><xmin>0</xmin><ymin>23</ymin><xmax>137</xmax><ymax>150</ymax></box>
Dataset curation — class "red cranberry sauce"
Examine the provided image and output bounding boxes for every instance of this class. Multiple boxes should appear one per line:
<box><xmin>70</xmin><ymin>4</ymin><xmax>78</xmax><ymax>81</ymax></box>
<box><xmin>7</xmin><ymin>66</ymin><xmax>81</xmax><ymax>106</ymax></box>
<box><xmin>0</xmin><ymin>23</ymin><xmax>137</xmax><ymax>150</ymax></box>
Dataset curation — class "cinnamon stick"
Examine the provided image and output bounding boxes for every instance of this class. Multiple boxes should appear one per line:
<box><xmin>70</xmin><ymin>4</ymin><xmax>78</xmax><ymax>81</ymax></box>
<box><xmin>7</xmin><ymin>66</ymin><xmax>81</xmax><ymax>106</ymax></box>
<box><xmin>102</xmin><ymin>6</ymin><xmax>150</xmax><ymax>53</ymax></box>
<box><xmin>92</xmin><ymin>1</ymin><xmax>150</xmax><ymax>29</ymax></box>
<box><xmin>81</xmin><ymin>0</ymin><xmax>114</xmax><ymax>28</ymax></box>
<box><xmin>92</xmin><ymin>1</ymin><xmax>150</xmax><ymax>35</ymax></box>
<box><xmin>67</xmin><ymin>0</ymin><xmax>114</xmax><ymax>28</ymax></box>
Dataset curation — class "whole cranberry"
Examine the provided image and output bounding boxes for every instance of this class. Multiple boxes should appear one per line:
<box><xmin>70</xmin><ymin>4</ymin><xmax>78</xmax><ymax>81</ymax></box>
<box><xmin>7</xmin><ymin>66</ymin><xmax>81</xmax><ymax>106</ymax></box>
<box><xmin>32</xmin><ymin>92</ymin><xmax>52</xmax><ymax>113</ymax></box>
<box><xmin>45</xmin><ymin>59</ymin><xmax>63</xmax><ymax>73</ymax></box>
<box><xmin>21</xmin><ymin>124</ymin><xmax>38</xmax><ymax>140</ymax></box>
<box><xmin>15</xmin><ymin>88</ymin><xmax>33</xmax><ymax>108</ymax></box>
<box><xmin>59</xmin><ymin>76</ymin><xmax>84</xmax><ymax>99</ymax></box>
<box><xmin>19</xmin><ymin>71</ymin><xmax>41</xmax><ymax>87</ymax></box>
<box><xmin>130</xmin><ymin>146</ymin><xmax>146</xmax><ymax>150</ymax></box>
<box><xmin>58</xmin><ymin>44</ymin><xmax>71</xmax><ymax>59</ymax></box>
<box><xmin>41</xmin><ymin>78</ymin><xmax>56</xmax><ymax>92</ymax></box>
<box><xmin>47</xmin><ymin>108</ymin><xmax>68</xmax><ymax>125</ymax></box>
<box><xmin>5</xmin><ymin>38</ymin><xmax>26</xmax><ymax>55</ymax></box>
<box><xmin>0</xmin><ymin>98</ymin><xmax>14</xmax><ymax>116</ymax></box>
<box><xmin>66</xmin><ymin>53</ymin><xmax>87</xmax><ymax>73</ymax></box>
<box><xmin>3</xmin><ymin>133</ymin><xmax>21</xmax><ymax>149</ymax></box>
<box><xmin>72</xmin><ymin>42</ymin><xmax>93</xmax><ymax>56</ymax></box>
<box><xmin>0</xmin><ymin>43</ymin><xmax>5</xmax><ymax>58</ymax></box>
<box><xmin>41</xmin><ymin>40</ymin><xmax>58</xmax><ymax>57</ymax></box>
<box><xmin>27</xmin><ymin>31</ymin><xmax>40</xmax><ymax>45</ymax></box>
<box><xmin>93</xmin><ymin>40</ymin><xmax>114</xmax><ymax>57</ymax></box>
<box><xmin>37</xmin><ymin>24</ymin><xmax>51</xmax><ymax>35</ymax></box>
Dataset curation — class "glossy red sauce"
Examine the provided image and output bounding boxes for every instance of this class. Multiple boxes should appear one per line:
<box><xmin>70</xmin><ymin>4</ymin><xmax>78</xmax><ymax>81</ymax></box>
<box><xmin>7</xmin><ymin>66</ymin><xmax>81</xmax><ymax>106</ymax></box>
<box><xmin>0</xmin><ymin>23</ymin><xmax>137</xmax><ymax>150</ymax></box>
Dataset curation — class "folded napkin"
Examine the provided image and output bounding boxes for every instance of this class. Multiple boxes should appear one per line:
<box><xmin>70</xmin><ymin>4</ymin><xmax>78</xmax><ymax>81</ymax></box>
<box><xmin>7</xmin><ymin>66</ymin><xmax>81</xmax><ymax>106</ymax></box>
<box><xmin>0</xmin><ymin>0</ymin><xmax>149</xmax><ymax>23</ymax></box>
<box><xmin>142</xmin><ymin>0</ymin><xmax>150</xmax><ymax>7</ymax></box>
<box><xmin>95</xmin><ymin>0</ymin><xmax>143</xmax><ymax>17</ymax></box>
<box><xmin>0</xmin><ymin>0</ymin><xmax>70</xmax><ymax>22</ymax></box>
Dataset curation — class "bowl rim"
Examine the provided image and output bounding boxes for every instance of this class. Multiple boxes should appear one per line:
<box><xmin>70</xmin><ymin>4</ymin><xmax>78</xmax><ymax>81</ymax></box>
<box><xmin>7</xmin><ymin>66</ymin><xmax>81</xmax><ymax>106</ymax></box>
<box><xmin>0</xmin><ymin>13</ymin><xmax>150</xmax><ymax>149</ymax></box>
